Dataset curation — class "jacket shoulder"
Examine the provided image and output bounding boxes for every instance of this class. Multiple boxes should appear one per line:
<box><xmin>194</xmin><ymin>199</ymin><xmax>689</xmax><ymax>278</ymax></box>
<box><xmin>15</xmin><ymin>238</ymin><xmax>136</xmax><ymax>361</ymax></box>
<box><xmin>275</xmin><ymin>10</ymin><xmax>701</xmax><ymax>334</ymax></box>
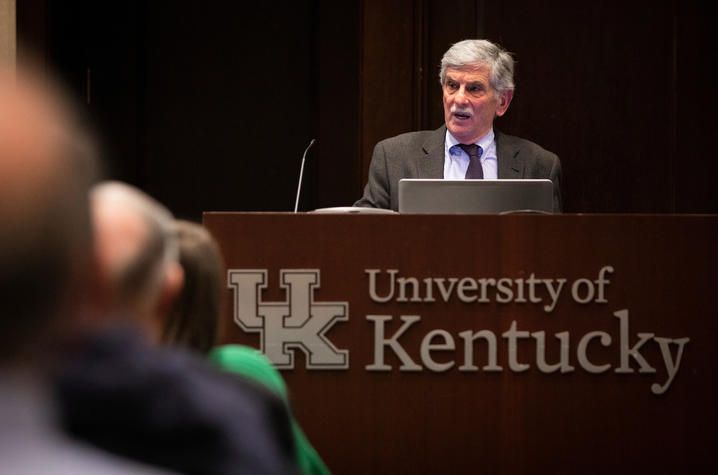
<box><xmin>376</xmin><ymin>127</ymin><xmax>443</xmax><ymax>151</ymax></box>
<box><xmin>496</xmin><ymin>131</ymin><xmax>558</xmax><ymax>160</ymax></box>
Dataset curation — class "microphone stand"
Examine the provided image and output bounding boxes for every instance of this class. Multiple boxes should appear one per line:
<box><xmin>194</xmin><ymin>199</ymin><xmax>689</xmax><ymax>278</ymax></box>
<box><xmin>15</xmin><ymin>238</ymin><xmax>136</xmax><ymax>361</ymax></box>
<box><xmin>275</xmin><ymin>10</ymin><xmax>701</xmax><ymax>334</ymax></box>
<box><xmin>294</xmin><ymin>138</ymin><xmax>316</xmax><ymax>212</ymax></box>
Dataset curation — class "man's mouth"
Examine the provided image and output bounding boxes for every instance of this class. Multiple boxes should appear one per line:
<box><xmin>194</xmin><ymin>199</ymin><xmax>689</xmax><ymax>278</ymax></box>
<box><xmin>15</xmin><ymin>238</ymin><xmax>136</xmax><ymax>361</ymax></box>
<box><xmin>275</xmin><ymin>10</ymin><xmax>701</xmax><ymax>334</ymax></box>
<box><xmin>451</xmin><ymin>108</ymin><xmax>472</xmax><ymax>120</ymax></box>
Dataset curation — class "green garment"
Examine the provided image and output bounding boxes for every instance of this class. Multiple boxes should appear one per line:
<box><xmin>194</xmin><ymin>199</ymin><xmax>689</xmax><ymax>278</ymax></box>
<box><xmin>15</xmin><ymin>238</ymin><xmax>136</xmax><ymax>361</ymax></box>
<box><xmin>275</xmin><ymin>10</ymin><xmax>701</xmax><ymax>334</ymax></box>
<box><xmin>208</xmin><ymin>345</ymin><xmax>331</xmax><ymax>475</ymax></box>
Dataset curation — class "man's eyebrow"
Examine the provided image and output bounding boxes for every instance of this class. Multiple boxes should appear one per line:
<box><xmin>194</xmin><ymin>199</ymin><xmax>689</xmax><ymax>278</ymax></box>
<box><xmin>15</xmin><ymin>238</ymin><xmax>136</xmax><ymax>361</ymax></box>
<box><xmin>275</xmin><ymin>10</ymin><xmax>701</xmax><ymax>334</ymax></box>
<box><xmin>444</xmin><ymin>76</ymin><xmax>486</xmax><ymax>86</ymax></box>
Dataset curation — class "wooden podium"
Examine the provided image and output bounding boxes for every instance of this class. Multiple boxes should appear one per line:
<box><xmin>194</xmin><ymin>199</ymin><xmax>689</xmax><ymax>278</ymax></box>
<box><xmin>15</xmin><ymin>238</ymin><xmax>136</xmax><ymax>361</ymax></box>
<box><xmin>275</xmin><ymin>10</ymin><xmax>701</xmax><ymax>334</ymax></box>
<box><xmin>204</xmin><ymin>213</ymin><xmax>717</xmax><ymax>474</ymax></box>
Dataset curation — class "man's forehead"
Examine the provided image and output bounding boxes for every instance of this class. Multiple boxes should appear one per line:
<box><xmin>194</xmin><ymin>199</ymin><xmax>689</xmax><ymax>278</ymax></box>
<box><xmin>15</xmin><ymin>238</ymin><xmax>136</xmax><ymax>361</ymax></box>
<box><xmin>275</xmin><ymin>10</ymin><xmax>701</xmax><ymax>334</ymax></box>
<box><xmin>445</xmin><ymin>66</ymin><xmax>491</xmax><ymax>82</ymax></box>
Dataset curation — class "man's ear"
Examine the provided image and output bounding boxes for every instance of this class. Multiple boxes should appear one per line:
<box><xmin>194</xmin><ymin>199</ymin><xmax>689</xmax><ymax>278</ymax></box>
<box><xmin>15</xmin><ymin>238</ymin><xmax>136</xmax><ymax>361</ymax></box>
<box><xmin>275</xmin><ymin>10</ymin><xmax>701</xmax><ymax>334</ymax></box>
<box><xmin>495</xmin><ymin>89</ymin><xmax>514</xmax><ymax>117</ymax></box>
<box><xmin>65</xmin><ymin>241</ymin><xmax>114</xmax><ymax>332</ymax></box>
<box><xmin>155</xmin><ymin>262</ymin><xmax>185</xmax><ymax>326</ymax></box>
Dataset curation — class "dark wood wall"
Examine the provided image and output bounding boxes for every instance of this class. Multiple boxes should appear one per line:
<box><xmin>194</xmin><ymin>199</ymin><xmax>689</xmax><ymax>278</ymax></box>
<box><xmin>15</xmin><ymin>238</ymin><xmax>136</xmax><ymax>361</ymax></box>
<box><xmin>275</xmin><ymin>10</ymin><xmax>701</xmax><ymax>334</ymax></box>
<box><xmin>483</xmin><ymin>0</ymin><xmax>718</xmax><ymax>213</ymax></box>
<box><xmin>17</xmin><ymin>0</ymin><xmax>718</xmax><ymax>218</ymax></box>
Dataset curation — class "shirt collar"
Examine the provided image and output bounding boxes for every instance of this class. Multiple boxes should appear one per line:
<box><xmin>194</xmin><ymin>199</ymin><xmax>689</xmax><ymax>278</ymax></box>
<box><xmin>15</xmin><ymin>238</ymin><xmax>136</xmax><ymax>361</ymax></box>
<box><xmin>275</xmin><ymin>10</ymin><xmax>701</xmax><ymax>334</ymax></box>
<box><xmin>446</xmin><ymin>128</ymin><xmax>495</xmax><ymax>154</ymax></box>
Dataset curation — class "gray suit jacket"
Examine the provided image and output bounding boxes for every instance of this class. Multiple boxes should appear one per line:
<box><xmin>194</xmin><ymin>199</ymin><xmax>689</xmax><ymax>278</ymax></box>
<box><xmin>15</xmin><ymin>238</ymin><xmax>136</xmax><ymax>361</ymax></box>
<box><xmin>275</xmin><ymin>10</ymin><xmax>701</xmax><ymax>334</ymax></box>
<box><xmin>354</xmin><ymin>125</ymin><xmax>563</xmax><ymax>212</ymax></box>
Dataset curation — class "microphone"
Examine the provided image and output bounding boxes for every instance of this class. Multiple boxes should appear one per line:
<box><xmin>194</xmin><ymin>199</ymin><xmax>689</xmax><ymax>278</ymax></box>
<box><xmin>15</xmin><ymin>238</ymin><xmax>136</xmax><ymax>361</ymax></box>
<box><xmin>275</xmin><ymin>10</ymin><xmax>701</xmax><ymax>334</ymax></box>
<box><xmin>294</xmin><ymin>138</ymin><xmax>316</xmax><ymax>212</ymax></box>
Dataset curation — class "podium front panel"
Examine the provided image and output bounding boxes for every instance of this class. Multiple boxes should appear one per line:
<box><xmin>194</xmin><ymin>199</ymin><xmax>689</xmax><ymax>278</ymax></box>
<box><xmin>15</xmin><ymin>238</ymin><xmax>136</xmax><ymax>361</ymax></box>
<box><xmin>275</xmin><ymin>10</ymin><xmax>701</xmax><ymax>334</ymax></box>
<box><xmin>204</xmin><ymin>213</ymin><xmax>717</xmax><ymax>474</ymax></box>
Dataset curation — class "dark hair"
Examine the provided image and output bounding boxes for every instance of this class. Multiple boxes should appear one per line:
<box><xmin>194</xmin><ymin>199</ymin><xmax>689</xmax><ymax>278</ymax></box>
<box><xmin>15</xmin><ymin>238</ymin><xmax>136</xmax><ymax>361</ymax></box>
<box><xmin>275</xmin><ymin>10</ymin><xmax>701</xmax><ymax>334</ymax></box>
<box><xmin>162</xmin><ymin>220</ymin><xmax>224</xmax><ymax>354</ymax></box>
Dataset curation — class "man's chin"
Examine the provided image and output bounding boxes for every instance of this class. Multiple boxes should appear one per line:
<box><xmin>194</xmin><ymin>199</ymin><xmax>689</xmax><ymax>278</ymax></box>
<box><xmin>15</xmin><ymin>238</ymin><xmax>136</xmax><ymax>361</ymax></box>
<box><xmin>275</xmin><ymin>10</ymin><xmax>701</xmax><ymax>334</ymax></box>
<box><xmin>447</xmin><ymin>123</ymin><xmax>478</xmax><ymax>143</ymax></box>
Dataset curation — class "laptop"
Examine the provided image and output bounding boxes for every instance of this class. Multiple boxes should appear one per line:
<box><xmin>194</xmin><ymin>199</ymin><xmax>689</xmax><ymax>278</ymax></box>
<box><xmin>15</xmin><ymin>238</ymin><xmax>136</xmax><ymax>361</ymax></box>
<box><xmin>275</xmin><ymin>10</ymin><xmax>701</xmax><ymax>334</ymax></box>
<box><xmin>398</xmin><ymin>179</ymin><xmax>554</xmax><ymax>214</ymax></box>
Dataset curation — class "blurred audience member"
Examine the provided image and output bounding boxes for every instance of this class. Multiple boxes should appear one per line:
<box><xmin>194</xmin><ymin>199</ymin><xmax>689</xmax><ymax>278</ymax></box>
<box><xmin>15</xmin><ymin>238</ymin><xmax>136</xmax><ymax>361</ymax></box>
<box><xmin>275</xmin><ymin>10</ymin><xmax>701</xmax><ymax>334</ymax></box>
<box><xmin>162</xmin><ymin>220</ymin><xmax>223</xmax><ymax>353</ymax></box>
<box><xmin>209</xmin><ymin>346</ymin><xmax>332</xmax><ymax>475</ymax></box>
<box><xmin>0</xmin><ymin>66</ymin><xmax>166</xmax><ymax>474</ymax></box>
<box><xmin>54</xmin><ymin>182</ymin><xmax>299</xmax><ymax>474</ymax></box>
<box><xmin>163</xmin><ymin>220</ymin><xmax>331</xmax><ymax>475</ymax></box>
<box><xmin>90</xmin><ymin>181</ymin><xmax>184</xmax><ymax>341</ymax></box>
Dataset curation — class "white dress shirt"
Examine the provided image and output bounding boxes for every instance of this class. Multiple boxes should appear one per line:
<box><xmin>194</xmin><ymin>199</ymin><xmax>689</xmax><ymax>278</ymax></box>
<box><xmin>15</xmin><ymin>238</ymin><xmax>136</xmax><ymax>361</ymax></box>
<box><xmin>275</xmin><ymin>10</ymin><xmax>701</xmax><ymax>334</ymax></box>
<box><xmin>443</xmin><ymin>128</ymin><xmax>498</xmax><ymax>179</ymax></box>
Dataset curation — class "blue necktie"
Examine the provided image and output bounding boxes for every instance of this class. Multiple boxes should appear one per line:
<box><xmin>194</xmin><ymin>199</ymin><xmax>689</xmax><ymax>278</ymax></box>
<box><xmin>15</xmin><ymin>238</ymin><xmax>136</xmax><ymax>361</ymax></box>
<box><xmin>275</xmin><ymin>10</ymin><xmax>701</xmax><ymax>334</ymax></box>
<box><xmin>459</xmin><ymin>143</ymin><xmax>483</xmax><ymax>179</ymax></box>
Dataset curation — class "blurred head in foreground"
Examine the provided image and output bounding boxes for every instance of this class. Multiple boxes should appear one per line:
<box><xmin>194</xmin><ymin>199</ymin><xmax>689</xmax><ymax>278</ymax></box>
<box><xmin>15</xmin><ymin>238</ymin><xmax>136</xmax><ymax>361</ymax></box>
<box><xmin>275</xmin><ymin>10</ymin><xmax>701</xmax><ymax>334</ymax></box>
<box><xmin>162</xmin><ymin>219</ymin><xmax>224</xmax><ymax>354</ymax></box>
<box><xmin>0</xmin><ymin>66</ymin><xmax>98</xmax><ymax>365</ymax></box>
<box><xmin>91</xmin><ymin>181</ymin><xmax>184</xmax><ymax>343</ymax></box>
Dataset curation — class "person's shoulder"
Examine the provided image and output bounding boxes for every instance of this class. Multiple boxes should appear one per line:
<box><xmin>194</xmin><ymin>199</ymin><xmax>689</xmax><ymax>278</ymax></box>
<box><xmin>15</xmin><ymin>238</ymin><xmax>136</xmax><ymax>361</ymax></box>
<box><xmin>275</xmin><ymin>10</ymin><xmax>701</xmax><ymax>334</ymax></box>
<box><xmin>209</xmin><ymin>344</ymin><xmax>288</xmax><ymax>401</ymax></box>
<box><xmin>376</xmin><ymin>127</ymin><xmax>444</xmax><ymax>153</ymax></box>
<box><xmin>496</xmin><ymin>130</ymin><xmax>558</xmax><ymax>159</ymax></box>
<box><xmin>53</xmin><ymin>328</ymin><xmax>298</xmax><ymax>475</ymax></box>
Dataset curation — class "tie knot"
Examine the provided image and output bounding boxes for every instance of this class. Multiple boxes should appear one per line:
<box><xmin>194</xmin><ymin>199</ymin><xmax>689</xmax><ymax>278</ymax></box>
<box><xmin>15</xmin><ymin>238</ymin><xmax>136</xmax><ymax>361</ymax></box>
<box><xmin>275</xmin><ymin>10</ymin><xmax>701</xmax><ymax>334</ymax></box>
<box><xmin>458</xmin><ymin>143</ymin><xmax>482</xmax><ymax>159</ymax></box>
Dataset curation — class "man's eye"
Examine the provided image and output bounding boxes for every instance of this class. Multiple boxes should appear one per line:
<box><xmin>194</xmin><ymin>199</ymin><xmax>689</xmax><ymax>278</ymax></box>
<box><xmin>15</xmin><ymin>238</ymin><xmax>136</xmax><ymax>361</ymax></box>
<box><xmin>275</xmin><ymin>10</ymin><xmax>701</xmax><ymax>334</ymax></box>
<box><xmin>446</xmin><ymin>82</ymin><xmax>459</xmax><ymax>91</ymax></box>
<box><xmin>467</xmin><ymin>85</ymin><xmax>483</xmax><ymax>95</ymax></box>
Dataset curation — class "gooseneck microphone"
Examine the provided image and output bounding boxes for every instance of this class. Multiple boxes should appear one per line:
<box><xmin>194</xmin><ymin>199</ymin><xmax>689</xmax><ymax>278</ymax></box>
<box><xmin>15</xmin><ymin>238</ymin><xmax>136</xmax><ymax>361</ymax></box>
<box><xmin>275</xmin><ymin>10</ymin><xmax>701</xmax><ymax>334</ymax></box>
<box><xmin>294</xmin><ymin>138</ymin><xmax>316</xmax><ymax>212</ymax></box>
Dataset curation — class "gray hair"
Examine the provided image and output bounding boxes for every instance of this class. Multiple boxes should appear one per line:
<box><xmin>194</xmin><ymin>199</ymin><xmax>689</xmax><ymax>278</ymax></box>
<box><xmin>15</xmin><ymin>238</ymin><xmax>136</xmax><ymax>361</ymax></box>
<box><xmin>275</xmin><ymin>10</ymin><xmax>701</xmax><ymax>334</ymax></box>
<box><xmin>91</xmin><ymin>181</ymin><xmax>179</xmax><ymax>309</ymax></box>
<box><xmin>439</xmin><ymin>39</ymin><xmax>516</xmax><ymax>94</ymax></box>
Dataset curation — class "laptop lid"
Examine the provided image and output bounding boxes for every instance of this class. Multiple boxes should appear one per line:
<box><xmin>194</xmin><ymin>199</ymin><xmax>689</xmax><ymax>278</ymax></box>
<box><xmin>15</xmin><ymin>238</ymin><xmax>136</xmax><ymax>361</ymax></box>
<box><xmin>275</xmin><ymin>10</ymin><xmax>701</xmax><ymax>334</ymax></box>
<box><xmin>398</xmin><ymin>179</ymin><xmax>554</xmax><ymax>214</ymax></box>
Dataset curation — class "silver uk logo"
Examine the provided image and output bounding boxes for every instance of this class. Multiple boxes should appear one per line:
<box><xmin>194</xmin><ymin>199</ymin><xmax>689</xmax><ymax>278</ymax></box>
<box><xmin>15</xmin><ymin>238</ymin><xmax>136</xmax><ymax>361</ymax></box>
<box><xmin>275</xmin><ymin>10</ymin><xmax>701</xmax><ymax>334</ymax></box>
<box><xmin>228</xmin><ymin>269</ymin><xmax>349</xmax><ymax>369</ymax></box>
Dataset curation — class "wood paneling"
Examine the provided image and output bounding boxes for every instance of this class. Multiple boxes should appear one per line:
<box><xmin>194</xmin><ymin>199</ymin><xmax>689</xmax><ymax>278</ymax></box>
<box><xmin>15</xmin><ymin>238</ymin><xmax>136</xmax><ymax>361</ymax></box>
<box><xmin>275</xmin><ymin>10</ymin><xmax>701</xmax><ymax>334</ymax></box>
<box><xmin>674</xmin><ymin>1</ymin><xmax>718</xmax><ymax>213</ymax></box>
<box><xmin>360</xmin><ymin>0</ymin><xmax>419</xmax><ymax>187</ymax></box>
<box><xmin>0</xmin><ymin>0</ymin><xmax>16</xmax><ymax>67</ymax></box>
<box><xmin>206</xmin><ymin>212</ymin><xmax>718</xmax><ymax>474</ymax></box>
<box><xmin>483</xmin><ymin>1</ymin><xmax>675</xmax><ymax>212</ymax></box>
<box><xmin>317</xmin><ymin>0</ymin><xmax>361</xmax><ymax>208</ymax></box>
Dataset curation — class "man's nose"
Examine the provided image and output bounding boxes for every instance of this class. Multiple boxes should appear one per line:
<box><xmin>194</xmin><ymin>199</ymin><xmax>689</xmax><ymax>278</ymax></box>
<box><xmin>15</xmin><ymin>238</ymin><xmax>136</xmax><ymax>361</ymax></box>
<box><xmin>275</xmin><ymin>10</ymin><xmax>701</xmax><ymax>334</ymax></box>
<box><xmin>455</xmin><ymin>86</ymin><xmax>469</xmax><ymax>105</ymax></box>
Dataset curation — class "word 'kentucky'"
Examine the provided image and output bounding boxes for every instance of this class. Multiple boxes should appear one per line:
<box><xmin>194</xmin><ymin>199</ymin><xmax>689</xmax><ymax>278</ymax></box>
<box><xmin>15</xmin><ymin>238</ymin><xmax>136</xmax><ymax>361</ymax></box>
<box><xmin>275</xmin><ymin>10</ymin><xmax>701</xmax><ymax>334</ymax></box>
<box><xmin>365</xmin><ymin>309</ymin><xmax>689</xmax><ymax>395</ymax></box>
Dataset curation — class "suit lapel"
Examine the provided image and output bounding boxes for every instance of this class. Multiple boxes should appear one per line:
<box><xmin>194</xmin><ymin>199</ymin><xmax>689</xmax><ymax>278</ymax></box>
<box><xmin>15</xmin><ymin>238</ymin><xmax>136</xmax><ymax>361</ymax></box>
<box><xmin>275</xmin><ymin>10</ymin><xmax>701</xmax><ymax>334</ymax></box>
<box><xmin>496</xmin><ymin>130</ymin><xmax>524</xmax><ymax>179</ymax></box>
<box><xmin>419</xmin><ymin>125</ymin><xmax>446</xmax><ymax>178</ymax></box>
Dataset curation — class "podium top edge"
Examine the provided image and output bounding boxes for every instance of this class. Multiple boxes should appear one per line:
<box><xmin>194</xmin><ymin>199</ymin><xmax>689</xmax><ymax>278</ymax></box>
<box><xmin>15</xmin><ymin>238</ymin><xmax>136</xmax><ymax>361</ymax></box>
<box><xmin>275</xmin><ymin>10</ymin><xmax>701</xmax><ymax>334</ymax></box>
<box><xmin>201</xmin><ymin>211</ymin><xmax>718</xmax><ymax>218</ymax></box>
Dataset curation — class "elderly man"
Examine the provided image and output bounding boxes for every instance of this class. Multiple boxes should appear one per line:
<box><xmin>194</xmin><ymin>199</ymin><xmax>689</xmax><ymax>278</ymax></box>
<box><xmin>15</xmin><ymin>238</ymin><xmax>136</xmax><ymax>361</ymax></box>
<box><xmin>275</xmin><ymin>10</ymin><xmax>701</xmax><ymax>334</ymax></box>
<box><xmin>355</xmin><ymin>39</ymin><xmax>562</xmax><ymax>212</ymax></box>
<box><xmin>90</xmin><ymin>181</ymin><xmax>185</xmax><ymax>343</ymax></box>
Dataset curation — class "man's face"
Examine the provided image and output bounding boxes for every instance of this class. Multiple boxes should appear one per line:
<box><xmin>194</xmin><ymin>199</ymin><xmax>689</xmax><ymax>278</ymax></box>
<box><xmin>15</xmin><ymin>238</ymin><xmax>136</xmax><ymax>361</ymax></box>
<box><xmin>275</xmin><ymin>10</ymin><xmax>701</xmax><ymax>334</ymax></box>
<box><xmin>442</xmin><ymin>66</ymin><xmax>512</xmax><ymax>144</ymax></box>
